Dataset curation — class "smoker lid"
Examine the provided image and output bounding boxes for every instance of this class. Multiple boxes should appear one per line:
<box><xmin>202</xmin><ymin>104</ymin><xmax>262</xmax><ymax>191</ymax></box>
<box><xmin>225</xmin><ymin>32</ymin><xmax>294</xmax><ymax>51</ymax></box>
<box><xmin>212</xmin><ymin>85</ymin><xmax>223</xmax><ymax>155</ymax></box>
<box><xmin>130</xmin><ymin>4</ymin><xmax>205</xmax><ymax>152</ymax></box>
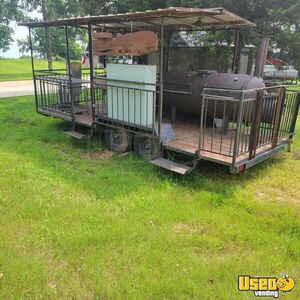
<box><xmin>204</xmin><ymin>73</ymin><xmax>265</xmax><ymax>90</ymax></box>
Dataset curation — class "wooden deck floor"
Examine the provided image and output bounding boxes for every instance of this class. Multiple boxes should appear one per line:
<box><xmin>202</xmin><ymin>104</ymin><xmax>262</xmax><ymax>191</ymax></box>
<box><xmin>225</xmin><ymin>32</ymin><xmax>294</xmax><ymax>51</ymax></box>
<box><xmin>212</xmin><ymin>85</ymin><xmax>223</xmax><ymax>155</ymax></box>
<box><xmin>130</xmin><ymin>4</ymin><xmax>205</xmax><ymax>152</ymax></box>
<box><xmin>38</xmin><ymin>102</ymin><xmax>107</xmax><ymax>127</ymax></box>
<box><xmin>163</xmin><ymin>120</ymin><xmax>289</xmax><ymax>165</ymax></box>
<box><xmin>38</xmin><ymin>104</ymin><xmax>289</xmax><ymax>166</ymax></box>
<box><xmin>163</xmin><ymin>120</ymin><xmax>237</xmax><ymax>159</ymax></box>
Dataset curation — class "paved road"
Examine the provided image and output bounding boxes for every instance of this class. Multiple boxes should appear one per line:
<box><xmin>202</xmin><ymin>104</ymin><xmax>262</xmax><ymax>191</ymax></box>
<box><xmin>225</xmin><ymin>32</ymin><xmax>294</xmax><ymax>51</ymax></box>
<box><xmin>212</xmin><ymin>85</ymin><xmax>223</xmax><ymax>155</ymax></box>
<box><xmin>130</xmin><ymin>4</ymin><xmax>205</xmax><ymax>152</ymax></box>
<box><xmin>0</xmin><ymin>80</ymin><xmax>34</xmax><ymax>98</ymax></box>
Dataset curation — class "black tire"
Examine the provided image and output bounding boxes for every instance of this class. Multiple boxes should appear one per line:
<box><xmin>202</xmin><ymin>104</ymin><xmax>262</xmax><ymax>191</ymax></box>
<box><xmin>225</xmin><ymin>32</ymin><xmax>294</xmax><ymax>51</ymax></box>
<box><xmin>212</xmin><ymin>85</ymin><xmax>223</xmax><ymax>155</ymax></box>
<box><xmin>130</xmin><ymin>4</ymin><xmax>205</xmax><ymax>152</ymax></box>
<box><xmin>105</xmin><ymin>128</ymin><xmax>132</xmax><ymax>153</ymax></box>
<box><xmin>134</xmin><ymin>135</ymin><xmax>160</xmax><ymax>160</ymax></box>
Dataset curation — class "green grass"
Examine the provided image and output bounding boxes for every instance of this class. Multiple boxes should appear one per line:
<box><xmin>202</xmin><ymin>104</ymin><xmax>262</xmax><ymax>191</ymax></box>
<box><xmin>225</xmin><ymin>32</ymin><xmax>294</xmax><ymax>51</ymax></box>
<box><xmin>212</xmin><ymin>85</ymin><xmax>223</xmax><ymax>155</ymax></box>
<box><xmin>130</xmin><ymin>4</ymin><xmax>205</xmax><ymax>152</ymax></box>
<box><xmin>0</xmin><ymin>96</ymin><xmax>299</xmax><ymax>299</ymax></box>
<box><xmin>0</xmin><ymin>58</ymin><xmax>65</xmax><ymax>81</ymax></box>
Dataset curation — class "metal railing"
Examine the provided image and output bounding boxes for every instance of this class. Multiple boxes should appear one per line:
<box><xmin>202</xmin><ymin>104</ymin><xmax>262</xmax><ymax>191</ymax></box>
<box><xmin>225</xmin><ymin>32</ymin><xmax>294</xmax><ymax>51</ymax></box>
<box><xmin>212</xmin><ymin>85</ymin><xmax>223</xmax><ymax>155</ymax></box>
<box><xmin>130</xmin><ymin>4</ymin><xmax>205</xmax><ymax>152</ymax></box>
<box><xmin>278</xmin><ymin>90</ymin><xmax>300</xmax><ymax>139</ymax></box>
<box><xmin>33</xmin><ymin>70</ymin><xmax>159</xmax><ymax>136</ymax></box>
<box><xmin>93</xmin><ymin>80</ymin><xmax>159</xmax><ymax>136</ymax></box>
<box><xmin>200</xmin><ymin>86</ymin><xmax>300</xmax><ymax>165</ymax></box>
<box><xmin>34</xmin><ymin>72</ymin><xmax>92</xmax><ymax>117</ymax></box>
<box><xmin>199</xmin><ymin>89</ymin><xmax>257</xmax><ymax>157</ymax></box>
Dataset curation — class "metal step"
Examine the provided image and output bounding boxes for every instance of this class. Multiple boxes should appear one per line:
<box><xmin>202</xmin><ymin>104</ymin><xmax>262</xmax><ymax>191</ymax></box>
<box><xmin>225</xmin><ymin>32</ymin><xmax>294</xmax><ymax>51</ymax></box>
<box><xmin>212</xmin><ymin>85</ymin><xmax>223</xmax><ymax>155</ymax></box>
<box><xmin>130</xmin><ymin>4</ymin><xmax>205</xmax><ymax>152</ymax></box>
<box><xmin>150</xmin><ymin>157</ymin><xmax>194</xmax><ymax>175</ymax></box>
<box><xmin>63</xmin><ymin>130</ymin><xmax>87</xmax><ymax>139</ymax></box>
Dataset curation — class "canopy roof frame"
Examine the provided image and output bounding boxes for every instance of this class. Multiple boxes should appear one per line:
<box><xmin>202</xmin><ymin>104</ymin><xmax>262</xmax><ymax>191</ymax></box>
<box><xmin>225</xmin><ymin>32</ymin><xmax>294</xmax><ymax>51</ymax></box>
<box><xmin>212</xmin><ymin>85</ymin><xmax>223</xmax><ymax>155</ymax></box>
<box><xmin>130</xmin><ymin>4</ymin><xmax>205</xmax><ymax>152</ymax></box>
<box><xmin>19</xmin><ymin>7</ymin><xmax>255</xmax><ymax>31</ymax></box>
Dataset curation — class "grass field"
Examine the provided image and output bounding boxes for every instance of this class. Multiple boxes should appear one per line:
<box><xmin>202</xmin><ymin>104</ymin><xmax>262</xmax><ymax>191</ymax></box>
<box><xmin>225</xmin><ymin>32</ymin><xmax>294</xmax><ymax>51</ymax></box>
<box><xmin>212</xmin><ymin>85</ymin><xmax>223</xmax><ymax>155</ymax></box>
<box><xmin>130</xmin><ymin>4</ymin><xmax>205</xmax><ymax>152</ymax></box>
<box><xmin>0</xmin><ymin>58</ymin><xmax>65</xmax><ymax>81</ymax></box>
<box><xmin>0</xmin><ymin>96</ymin><xmax>299</xmax><ymax>299</ymax></box>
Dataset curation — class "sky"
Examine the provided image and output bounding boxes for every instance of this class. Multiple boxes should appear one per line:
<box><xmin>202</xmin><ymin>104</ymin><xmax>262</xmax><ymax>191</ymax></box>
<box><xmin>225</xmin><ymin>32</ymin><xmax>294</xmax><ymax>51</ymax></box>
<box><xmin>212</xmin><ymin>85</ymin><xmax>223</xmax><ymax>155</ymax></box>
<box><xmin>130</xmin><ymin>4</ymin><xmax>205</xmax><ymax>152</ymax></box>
<box><xmin>0</xmin><ymin>11</ymin><xmax>41</xmax><ymax>58</ymax></box>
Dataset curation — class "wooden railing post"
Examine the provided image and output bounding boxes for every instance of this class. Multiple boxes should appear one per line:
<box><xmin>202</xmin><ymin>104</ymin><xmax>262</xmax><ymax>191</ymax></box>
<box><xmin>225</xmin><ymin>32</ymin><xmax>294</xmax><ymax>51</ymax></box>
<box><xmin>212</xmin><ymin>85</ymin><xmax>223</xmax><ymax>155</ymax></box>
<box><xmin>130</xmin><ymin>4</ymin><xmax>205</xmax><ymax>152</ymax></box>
<box><xmin>271</xmin><ymin>86</ymin><xmax>285</xmax><ymax>149</ymax></box>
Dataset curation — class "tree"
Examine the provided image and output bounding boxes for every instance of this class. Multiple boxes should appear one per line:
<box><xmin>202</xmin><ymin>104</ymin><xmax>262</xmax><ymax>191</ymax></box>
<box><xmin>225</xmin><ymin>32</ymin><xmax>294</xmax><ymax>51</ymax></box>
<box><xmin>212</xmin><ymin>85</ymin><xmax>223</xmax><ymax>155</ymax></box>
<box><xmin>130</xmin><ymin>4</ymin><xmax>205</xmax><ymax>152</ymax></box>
<box><xmin>18</xmin><ymin>26</ymin><xmax>85</xmax><ymax>61</ymax></box>
<box><xmin>19</xmin><ymin>0</ymin><xmax>300</xmax><ymax>71</ymax></box>
<box><xmin>20</xmin><ymin>0</ymin><xmax>88</xmax><ymax>67</ymax></box>
<box><xmin>21</xmin><ymin>0</ymin><xmax>62</xmax><ymax>69</ymax></box>
<box><xmin>112</xmin><ymin>0</ymin><xmax>300</xmax><ymax>70</ymax></box>
<box><xmin>0</xmin><ymin>0</ymin><xmax>20</xmax><ymax>52</ymax></box>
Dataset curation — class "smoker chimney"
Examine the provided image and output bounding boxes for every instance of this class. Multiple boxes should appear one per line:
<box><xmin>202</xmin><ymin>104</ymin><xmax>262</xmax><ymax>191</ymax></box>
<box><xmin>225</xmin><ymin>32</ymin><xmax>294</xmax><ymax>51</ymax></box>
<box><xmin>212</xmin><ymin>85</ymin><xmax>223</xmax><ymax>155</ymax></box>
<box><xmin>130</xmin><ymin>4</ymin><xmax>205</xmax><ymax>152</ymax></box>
<box><xmin>254</xmin><ymin>36</ymin><xmax>270</xmax><ymax>78</ymax></box>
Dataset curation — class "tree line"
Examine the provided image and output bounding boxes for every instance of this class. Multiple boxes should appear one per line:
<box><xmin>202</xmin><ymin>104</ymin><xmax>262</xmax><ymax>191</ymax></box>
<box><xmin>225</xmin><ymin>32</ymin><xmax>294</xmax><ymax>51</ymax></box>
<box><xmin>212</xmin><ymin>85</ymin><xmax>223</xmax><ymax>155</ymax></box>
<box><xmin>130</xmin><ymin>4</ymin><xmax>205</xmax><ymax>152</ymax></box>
<box><xmin>1</xmin><ymin>0</ymin><xmax>299</xmax><ymax>70</ymax></box>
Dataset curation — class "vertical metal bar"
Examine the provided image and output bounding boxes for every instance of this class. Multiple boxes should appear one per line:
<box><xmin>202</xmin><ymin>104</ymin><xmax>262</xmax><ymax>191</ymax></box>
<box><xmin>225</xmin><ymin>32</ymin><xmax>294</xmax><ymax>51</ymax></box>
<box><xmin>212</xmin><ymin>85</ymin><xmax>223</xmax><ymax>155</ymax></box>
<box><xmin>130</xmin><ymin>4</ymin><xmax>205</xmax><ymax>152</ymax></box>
<box><xmin>29</xmin><ymin>27</ymin><xmax>39</xmax><ymax>112</ymax></box>
<box><xmin>198</xmin><ymin>91</ymin><xmax>206</xmax><ymax>156</ymax></box>
<box><xmin>116</xmin><ymin>86</ymin><xmax>119</xmax><ymax>122</ymax></box>
<box><xmin>158</xmin><ymin>20</ymin><xmax>164</xmax><ymax>138</ymax></box>
<box><xmin>111</xmin><ymin>86</ymin><xmax>114</xmax><ymax>119</ymax></box>
<box><xmin>132</xmin><ymin>90</ymin><xmax>136</xmax><ymax>126</ymax></box>
<box><xmin>44</xmin><ymin>78</ymin><xmax>48</xmax><ymax>108</ymax></box>
<box><xmin>285</xmin><ymin>93</ymin><xmax>294</xmax><ymax>135</ymax></box>
<box><xmin>139</xmin><ymin>89</ymin><xmax>142</xmax><ymax>131</ymax></box>
<box><xmin>245</xmin><ymin>100</ymin><xmax>253</xmax><ymax>152</ymax></box>
<box><xmin>258</xmin><ymin>97</ymin><xmax>264</xmax><ymax>146</ymax></box>
<box><xmin>271</xmin><ymin>87</ymin><xmax>285</xmax><ymax>148</ymax></box>
<box><xmin>281</xmin><ymin>93</ymin><xmax>289</xmax><ymax>135</ymax></box>
<box><xmin>88</xmin><ymin>23</ymin><xmax>96</xmax><ymax>122</ymax></box>
<box><xmin>266</xmin><ymin>95</ymin><xmax>275</xmax><ymax>143</ymax></box>
<box><xmin>261</xmin><ymin>96</ymin><xmax>267</xmax><ymax>145</ymax></box>
<box><xmin>127</xmin><ymin>88</ymin><xmax>131</xmax><ymax>123</ymax></box>
<box><xmin>289</xmin><ymin>92</ymin><xmax>300</xmax><ymax>138</ymax></box>
<box><xmin>231</xmin><ymin>92</ymin><xmax>244</xmax><ymax>168</ymax></box>
<box><xmin>229</xmin><ymin>101</ymin><xmax>237</xmax><ymax>156</ymax></box>
<box><xmin>146</xmin><ymin>91</ymin><xmax>148</xmax><ymax>130</ymax></box>
<box><xmin>152</xmin><ymin>92</ymin><xmax>155</xmax><ymax>135</ymax></box>
<box><xmin>65</xmin><ymin>25</ymin><xmax>75</xmax><ymax>130</ymax></box>
<box><xmin>211</xmin><ymin>99</ymin><xmax>217</xmax><ymax>151</ymax></box>
<box><xmin>122</xmin><ymin>87</ymin><xmax>125</xmax><ymax>128</ymax></box>
<box><xmin>39</xmin><ymin>78</ymin><xmax>44</xmax><ymax>109</ymax></box>
<box><xmin>203</xmin><ymin>97</ymin><xmax>208</xmax><ymax>149</ymax></box>
<box><xmin>220</xmin><ymin>100</ymin><xmax>226</xmax><ymax>153</ymax></box>
<box><xmin>249</xmin><ymin>90</ymin><xmax>263</xmax><ymax>159</ymax></box>
<box><xmin>231</xmin><ymin>29</ymin><xmax>240</xmax><ymax>73</ymax></box>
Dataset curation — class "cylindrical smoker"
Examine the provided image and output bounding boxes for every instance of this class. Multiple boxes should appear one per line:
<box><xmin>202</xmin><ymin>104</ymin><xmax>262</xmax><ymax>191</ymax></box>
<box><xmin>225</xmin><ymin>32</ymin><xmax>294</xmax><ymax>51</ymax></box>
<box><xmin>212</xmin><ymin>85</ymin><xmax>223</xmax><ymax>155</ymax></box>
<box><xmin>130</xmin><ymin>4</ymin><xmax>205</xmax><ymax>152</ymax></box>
<box><xmin>163</xmin><ymin>70</ymin><xmax>267</xmax><ymax>120</ymax></box>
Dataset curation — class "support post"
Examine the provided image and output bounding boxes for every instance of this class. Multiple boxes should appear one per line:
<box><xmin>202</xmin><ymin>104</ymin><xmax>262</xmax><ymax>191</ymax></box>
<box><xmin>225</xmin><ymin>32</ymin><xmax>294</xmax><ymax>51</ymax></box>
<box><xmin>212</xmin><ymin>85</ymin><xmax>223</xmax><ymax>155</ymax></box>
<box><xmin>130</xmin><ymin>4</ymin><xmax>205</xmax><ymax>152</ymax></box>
<box><xmin>248</xmin><ymin>89</ymin><xmax>264</xmax><ymax>159</ymax></box>
<box><xmin>29</xmin><ymin>27</ymin><xmax>38</xmax><ymax>112</ymax></box>
<box><xmin>158</xmin><ymin>20</ymin><xmax>164</xmax><ymax>139</ymax></box>
<box><xmin>198</xmin><ymin>90</ymin><xmax>206</xmax><ymax>156</ymax></box>
<box><xmin>65</xmin><ymin>25</ymin><xmax>75</xmax><ymax>131</ymax></box>
<box><xmin>231</xmin><ymin>29</ymin><xmax>240</xmax><ymax>73</ymax></box>
<box><xmin>88</xmin><ymin>23</ymin><xmax>96</xmax><ymax>121</ymax></box>
<box><xmin>164</xmin><ymin>31</ymin><xmax>170</xmax><ymax>74</ymax></box>
<box><xmin>271</xmin><ymin>87</ymin><xmax>285</xmax><ymax>149</ymax></box>
<box><xmin>231</xmin><ymin>92</ymin><xmax>244</xmax><ymax>168</ymax></box>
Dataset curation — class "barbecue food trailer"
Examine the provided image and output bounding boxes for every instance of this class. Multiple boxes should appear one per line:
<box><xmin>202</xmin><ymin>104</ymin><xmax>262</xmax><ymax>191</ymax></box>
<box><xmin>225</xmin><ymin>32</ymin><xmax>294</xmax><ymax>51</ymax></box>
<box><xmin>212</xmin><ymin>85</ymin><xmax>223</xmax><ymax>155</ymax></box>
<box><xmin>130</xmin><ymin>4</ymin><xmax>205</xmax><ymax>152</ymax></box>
<box><xmin>20</xmin><ymin>7</ymin><xmax>300</xmax><ymax>175</ymax></box>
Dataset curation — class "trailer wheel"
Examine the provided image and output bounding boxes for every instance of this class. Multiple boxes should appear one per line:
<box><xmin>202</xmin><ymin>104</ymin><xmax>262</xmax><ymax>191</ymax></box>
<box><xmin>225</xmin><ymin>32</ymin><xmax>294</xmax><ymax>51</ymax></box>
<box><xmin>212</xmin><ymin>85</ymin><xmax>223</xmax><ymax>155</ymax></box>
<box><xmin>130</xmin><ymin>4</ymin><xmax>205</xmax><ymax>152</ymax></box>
<box><xmin>105</xmin><ymin>128</ymin><xmax>132</xmax><ymax>153</ymax></box>
<box><xmin>134</xmin><ymin>135</ymin><xmax>160</xmax><ymax>160</ymax></box>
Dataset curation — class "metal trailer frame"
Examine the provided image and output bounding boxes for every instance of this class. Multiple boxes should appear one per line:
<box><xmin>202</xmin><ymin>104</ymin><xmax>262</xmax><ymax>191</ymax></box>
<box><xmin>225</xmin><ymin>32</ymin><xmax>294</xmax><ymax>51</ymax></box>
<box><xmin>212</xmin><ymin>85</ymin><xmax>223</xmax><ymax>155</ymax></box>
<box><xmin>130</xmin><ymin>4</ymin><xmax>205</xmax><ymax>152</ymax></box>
<box><xmin>20</xmin><ymin>8</ymin><xmax>300</xmax><ymax>174</ymax></box>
